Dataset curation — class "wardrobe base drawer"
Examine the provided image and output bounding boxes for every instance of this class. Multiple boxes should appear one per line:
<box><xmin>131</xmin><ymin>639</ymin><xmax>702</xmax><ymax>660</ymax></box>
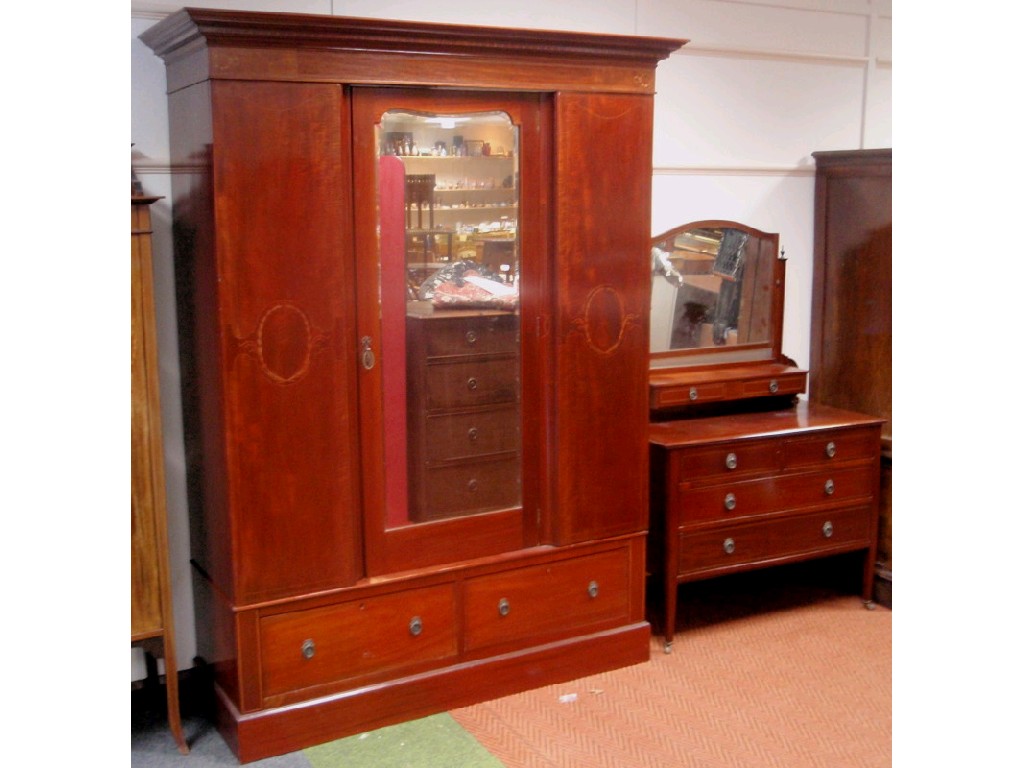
<box><xmin>259</xmin><ymin>585</ymin><xmax>457</xmax><ymax>702</ymax></box>
<box><xmin>464</xmin><ymin>548</ymin><xmax>632</xmax><ymax>653</ymax></box>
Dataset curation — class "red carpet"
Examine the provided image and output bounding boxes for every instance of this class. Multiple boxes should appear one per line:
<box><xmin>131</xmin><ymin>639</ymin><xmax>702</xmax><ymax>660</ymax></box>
<box><xmin>452</xmin><ymin>563</ymin><xmax>891</xmax><ymax>767</ymax></box>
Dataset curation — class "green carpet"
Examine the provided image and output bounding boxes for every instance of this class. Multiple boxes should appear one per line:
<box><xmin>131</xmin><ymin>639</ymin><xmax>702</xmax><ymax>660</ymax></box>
<box><xmin>304</xmin><ymin>713</ymin><xmax>504</xmax><ymax>768</ymax></box>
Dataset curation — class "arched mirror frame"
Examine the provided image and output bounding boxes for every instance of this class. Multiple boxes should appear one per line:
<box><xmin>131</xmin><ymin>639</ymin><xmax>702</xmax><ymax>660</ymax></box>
<box><xmin>648</xmin><ymin>219</ymin><xmax>807</xmax><ymax>415</ymax></box>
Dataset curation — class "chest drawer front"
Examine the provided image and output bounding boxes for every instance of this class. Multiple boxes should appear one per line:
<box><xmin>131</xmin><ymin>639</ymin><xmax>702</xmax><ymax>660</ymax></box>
<box><xmin>678</xmin><ymin>505</ymin><xmax>872</xmax><ymax>577</ymax></box>
<box><xmin>259</xmin><ymin>585</ymin><xmax>457</xmax><ymax>700</ymax></box>
<box><xmin>425</xmin><ymin>315</ymin><xmax>518</xmax><ymax>357</ymax></box>
<box><xmin>679</xmin><ymin>465</ymin><xmax>876</xmax><ymax>523</ymax></box>
<box><xmin>677</xmin><ymin>439</ymin><xmax>781</xmax><ymax>483</ymax></box>
<box><xmin>463</xmin><ymin>550</ymin><xmax>631</xmax><ymax>653</ymax></box>
<box><xmin>414</xmin><ymin>456</ymin><xmax>520</xmax><ymax>521</ymax></box>
<box><xmin>784</xmin><ymin>426</ymin><xmax>879</xmax><ymax>469</ymax></box>
<box><xmin>426</xmin><ymin>358</ymin><xmax>518</xmax><ymax>409</ymax></box>
<box><xmin>425</xmin><ymin>405</ymin><xmax>520</xmax><ymax>463</ymax></box>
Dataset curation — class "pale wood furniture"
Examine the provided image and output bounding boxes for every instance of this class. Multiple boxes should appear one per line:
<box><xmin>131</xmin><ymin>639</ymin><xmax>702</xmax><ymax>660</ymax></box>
<box><xmin>647</xmin><ymin>221</ymin><xmax>882</xmax><ymax>650</ymax></box>
<box><xmin>131</xmin><ymin>194</ymin><xmax>188</xmax><ymax>754</ymax></box>
<box><xmin>810</xmin><ymin>149</ymin><xmax>892</xmax><ymax>605</ymax></box>
<box><xmin>142</xmin><ymin>10</ymin><xmax>683</xmax><ymax>762</ymax></box>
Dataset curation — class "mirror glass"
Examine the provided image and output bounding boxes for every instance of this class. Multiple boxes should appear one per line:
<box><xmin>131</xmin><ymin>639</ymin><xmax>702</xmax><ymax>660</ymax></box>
<box><xmin>650</xmin><ymin>222</ymin><xmax>779</xmax><ymax>367</ymax></box>
<box><xmin>375</xmin><ymin>108</ymin><xmax>522</xmax><ymax>529</ymax></box>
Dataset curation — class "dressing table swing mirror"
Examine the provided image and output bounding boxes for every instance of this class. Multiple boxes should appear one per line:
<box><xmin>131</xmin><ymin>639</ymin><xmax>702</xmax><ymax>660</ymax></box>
<box><xmin>646</xmin><ymin>220</ymin><xmax>883</xmax><ymax>652</ymax></box>
<box><xmin>649</xmin><ymin>220</ymin><xmax>806</xmax><ymax>410</ymax></box>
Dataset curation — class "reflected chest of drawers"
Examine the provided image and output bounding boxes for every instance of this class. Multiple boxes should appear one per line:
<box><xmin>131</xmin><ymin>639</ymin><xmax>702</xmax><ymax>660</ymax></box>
<box><xmin>406</xmin><ymin>310</ymin><xmax>521</xmax><ymax>521</ymax></box>
<box><xmin>649</xmin><ymin>401</ymin><xmax>883</xmax><ymax>651</ymax></box>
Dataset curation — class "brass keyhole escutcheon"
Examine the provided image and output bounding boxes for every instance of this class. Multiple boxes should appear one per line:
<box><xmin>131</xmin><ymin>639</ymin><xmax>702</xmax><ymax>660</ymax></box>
<box><xmin>359</xmin><ymin>336</ymin><xmax>375</xmax><ymax>370</ymax></box>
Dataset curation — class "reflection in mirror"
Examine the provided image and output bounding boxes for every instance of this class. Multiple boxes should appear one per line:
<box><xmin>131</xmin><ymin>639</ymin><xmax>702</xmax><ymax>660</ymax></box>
<box><xmin>375</xmin><ymin>108</ymin><xmax>522</xmax><ymax>529</ymax></box>
<box><xmin>650</xmin><ymin>221</ymin><xmax>779</xmax><ymax>363</ymax></box>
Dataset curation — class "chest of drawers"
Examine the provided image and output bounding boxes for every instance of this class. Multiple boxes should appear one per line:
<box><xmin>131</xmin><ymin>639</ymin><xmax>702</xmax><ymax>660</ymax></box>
<box><xmin>406</xmin><ymin>310</ymin><xmax>521</xmax><ymax>521</ymax></box>
<box><xmin>649</xmin><ymin>401</ymin><xmax>883</xmax><ymax>651</ymax></box>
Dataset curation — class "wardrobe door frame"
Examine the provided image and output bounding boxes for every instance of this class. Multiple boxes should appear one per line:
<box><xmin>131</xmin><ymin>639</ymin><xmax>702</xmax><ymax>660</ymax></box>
<box><xmin>351</xmin><ymin>87</ymin><xmax>551</xmax><ymax>577</ymax></box>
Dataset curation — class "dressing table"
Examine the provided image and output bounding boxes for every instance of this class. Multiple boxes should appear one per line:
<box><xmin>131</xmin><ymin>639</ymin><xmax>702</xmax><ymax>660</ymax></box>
<box><xmin>647</xmin><ymin>221</ymin><xmax>883</xmax><ymax>652</ymax></box>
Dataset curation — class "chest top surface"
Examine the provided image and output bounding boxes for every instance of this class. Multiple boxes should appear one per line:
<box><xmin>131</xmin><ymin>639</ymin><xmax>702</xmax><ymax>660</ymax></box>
<box><xmin>649</xmin><ymin>400</ymin><xmax>884</xmax><ymax>449</ymax></box>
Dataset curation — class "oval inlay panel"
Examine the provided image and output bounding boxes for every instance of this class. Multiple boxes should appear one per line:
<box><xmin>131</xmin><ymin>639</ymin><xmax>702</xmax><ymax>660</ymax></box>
<box><xmin>257</xmin><ymin>303</ymin><xmax>312</xmax><ymax>384</ymax></box>
<box><xmin>581</xmin><ymin>285</ymin><xmax>629</xmax><ymax>355</ymax></box>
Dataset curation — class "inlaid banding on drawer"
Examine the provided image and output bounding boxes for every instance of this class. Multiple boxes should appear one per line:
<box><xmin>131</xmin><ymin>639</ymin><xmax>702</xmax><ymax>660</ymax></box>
<box><xmin>678</xmin><ymin>465</ymin><xmax>876</xmax><ymax>522</ymax></box>
<box><xmin>677</xmin><ymin>505</ymin><xmax>872</xmax><ymax>577</ymax></box>
<box><xmin>259</xmin><ymin>585</ymin><xmax>457</xmax><ymax>700</ymax></box>
<box><xmin>784</xmin><ymin>426</ymin><xmax>879</xmax><ymax>468</ymax></box>
<box><xmin>678</xmin><ymin>439</ymin><xmax>781</xmax><ymax>482</ymax></box>
<box><xmin>463</xmin><ymin>549</ymin><xmax>631</xmax><ymax>652</ymax></box>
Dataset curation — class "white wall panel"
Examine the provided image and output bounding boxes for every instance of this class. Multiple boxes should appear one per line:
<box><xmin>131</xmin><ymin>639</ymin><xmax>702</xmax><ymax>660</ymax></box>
<box><xmin>875</xmin><ymin>12</ymin><xmax>892</xmax><ymax>61</ymax></box>
<box><xmin>134</xmin><ymin>0</ymin><xmax>331</xmax><ymax>16</ymax></box>
<box><xmin>653</xmin><ymin>52</ymin><xmax>866</xmax><ymax>167</ymax></box>
<box><xmin>131</xmin><ymin>17</ymin><xmax>170</xmax><ymax>166</ymax></box>
<box><xmin>332</xmin><ymin>0</ymin><xmax>637</xmax><ymax>33</ymax></box>
<box><xmin>864</xmin><ymin>63</ymin><xmax>891</xmax><ymax>148</ymax></box>
<box><xmin>637</xmin><ymin>0</ymin><xmax>870</xmax><ymax>57</ymax></box>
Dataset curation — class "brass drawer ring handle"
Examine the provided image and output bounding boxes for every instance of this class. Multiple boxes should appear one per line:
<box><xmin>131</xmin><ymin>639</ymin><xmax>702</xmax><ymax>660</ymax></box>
<box><xmin>301</xmin><ymin>639</ymin><xmax>315</xmax><ymax>660</ymax></box>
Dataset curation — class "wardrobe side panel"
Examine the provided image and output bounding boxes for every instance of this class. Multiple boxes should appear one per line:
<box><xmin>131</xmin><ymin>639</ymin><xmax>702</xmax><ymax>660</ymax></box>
<box><xmin>210</xmin><ymin>80</ymin><xmax>363</xmax><ymax>603</ymax></box>
<box><xmin>552</xmin><ymin>92</ymin><xmax>654</xmax><ymax>543</ymax></box>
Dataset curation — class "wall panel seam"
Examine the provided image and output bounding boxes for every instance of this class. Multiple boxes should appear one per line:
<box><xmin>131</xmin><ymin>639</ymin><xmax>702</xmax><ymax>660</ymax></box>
<box><xmin>672</xmin><ymin>44</ymin><xmax>873</xmax><ymax>67</ymax></box>
<box><xmin>654</xmin><ymin>165</ymin><xmax>815</xmax><ymax>177</ymax></box>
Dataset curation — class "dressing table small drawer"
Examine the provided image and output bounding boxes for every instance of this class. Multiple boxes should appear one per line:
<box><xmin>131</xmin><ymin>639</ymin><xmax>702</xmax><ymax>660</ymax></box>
<box><xmin>739</xmin><ymin>372</ymin><xmax>806</xmax><ymax>399</ymax></box>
